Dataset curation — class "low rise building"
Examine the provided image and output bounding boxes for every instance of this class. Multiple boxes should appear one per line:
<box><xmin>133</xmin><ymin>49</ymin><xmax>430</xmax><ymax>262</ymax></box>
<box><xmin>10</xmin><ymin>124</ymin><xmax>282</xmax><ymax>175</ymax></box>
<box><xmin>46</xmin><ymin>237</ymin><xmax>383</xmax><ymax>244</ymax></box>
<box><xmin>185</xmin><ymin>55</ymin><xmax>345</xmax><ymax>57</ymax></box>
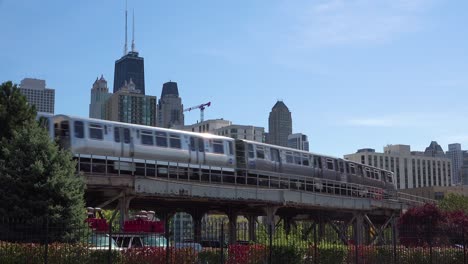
<box><xmin>344</xmin><ymin>142</ymin><xmax>452</xmax><ymax>190</ymax></box>
<box><xmin>19</xmin><ymin>78</ymin><xmax>55</xmax><ymax>114</ymax></box>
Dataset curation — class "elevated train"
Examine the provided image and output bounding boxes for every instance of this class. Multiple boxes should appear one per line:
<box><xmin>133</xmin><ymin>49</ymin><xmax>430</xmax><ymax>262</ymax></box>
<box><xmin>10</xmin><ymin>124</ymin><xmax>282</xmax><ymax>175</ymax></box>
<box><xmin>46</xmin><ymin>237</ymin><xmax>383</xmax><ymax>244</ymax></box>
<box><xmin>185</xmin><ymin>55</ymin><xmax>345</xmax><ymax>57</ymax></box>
<box><xmin>39</xmin><ymin>114</ymin><xmax>396</xmax><ymax>195</ymax></box>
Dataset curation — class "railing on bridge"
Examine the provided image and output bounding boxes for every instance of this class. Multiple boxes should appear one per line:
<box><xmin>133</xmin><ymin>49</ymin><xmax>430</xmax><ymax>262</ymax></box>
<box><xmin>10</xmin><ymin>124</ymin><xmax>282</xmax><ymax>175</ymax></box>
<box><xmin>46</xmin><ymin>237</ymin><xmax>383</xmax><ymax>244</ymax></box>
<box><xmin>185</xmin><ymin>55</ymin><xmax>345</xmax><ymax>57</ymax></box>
<box><xmin>76</xmin><ymin>154</ymin><xmax>431</xmax><ymax>206</ymax></box>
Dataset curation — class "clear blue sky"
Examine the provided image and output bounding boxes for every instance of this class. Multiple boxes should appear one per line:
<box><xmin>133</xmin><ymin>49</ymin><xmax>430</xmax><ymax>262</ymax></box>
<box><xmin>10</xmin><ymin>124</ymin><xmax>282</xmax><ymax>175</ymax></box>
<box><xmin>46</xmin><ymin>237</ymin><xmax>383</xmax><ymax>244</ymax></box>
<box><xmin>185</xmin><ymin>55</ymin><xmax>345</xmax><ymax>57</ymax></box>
<box><xmin>1</xmin><ymin>0</ymin><xmax>468</xmax><ymax>157</ymax></box>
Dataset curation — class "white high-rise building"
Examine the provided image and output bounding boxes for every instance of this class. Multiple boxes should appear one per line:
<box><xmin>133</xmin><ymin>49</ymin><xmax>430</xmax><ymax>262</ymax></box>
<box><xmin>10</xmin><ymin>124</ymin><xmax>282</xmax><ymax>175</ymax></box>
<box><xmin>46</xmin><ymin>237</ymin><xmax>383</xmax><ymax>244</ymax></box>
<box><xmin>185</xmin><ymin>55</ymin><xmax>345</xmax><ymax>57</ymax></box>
<box><xmin>344</xmin><ymin>143</ymin><xmax>452</xmax><ymax>190</ymax></box>
<box><xmin>19</xmin><ymin>78</ymin><xmax>55</xmax><ymax>114</ymax></box>
<box><xmin>89</xmin><ymin>75</ymin><xmax>111</xmax><ymax>119</ymax></box>
<box><xmin>288</xmin><ymin>133</ymin><xmax>309</xmax><ymax>151</ymax></box>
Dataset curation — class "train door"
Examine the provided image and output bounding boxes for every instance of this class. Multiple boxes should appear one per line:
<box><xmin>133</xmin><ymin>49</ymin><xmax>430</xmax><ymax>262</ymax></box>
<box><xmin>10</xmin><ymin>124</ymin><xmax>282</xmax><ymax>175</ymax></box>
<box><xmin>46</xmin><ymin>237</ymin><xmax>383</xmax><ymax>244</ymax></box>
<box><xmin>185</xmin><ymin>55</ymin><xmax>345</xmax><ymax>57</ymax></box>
<box><xmin>54</xmin><ymin>119</ymin><xmax>70</xmax><ymax>149</ymax></box>
<box><xmin>270</xmin><ymin>148</ymin><xmax>281</xmax><ymax>173</ymax></box>
<box><xmin>338</xmin><ymin>160</ymin><xmax>346</xmax><ymax>182</ymax></box>
<box><xmin>114</xmin><ymin>127</ymin><xmax>132</xmax><ymax>157</ymax></box>
<box><xmin>189</xmin><ymin>136</ymin><xmax>206</xmax><ymax>164</ymax></box>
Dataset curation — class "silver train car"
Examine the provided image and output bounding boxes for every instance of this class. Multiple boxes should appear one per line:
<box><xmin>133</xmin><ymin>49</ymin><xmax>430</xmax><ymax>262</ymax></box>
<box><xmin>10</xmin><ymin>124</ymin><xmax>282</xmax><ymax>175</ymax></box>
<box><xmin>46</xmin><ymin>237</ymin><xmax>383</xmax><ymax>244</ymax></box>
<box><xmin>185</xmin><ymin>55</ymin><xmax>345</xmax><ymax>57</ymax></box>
<box><xmin>44</xmin><ymin>114</ymin><xmax>396</xmax><ymax>193</ymax></box>
<box><xmin>52</xmin><ymin>115</ymin><xmax>236</xmax><ymax>171</ymax></box>
<box><xmin>234</xmin><ymin>140</ymin><xmax>395</xmax><ymax>192</ymax></box>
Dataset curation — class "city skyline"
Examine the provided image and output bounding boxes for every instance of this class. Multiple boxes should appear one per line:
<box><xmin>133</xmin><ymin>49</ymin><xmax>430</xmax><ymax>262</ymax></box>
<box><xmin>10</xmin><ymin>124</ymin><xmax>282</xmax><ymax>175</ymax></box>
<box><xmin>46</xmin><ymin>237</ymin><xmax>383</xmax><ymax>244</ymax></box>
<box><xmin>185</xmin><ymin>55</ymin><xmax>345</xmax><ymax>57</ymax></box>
<box><xmin>2</xmin><ymin>0</ymin><xmax>468</xmax><ymax>157</ymax></box>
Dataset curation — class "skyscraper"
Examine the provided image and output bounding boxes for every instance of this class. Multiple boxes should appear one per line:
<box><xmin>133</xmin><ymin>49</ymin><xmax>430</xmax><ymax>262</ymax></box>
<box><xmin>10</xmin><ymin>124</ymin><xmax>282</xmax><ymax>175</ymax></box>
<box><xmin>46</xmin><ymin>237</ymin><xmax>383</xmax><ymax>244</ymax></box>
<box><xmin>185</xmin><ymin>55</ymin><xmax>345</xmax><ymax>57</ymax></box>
<box><xmin>424</xmin><ymin>141</ymin><xmax>446</xmax><ymax>158</ymax></box>
<box><xmin>288</xmin><ymin>133</ymin><xmax>309</xmax><ymax>151</ymax></box>
<box><xmin>157</xmin><ymin>81</ymin><xmax>184</xmax><ymax>128</ymax></box>
<box><xmin>106</xmin><ymin>79</ymin><xmax>157</xmax><ymax>126</ymax></box>
<box><xmin>89</xmin><ymin>75</ymin><xmax>111</xmax><ymax>119</ymax></box>
<box><xmin>267</xmin><ymin>101</ymin><xmax>292</xmax><ymax>147</ymax></box>
<box><xmin>19</xmin><ymin>78</ymin><xmax>55</xmax><ymax>113</ymax></box>
<box><xmin>113</xmin><ymin>8</ymin><xmax>145</xmax><ymax>94</ymax></box>
<box><xmin>447</xmin><ymin>143</ymin><xmax>463</xmax><ymax>185</ymax></box>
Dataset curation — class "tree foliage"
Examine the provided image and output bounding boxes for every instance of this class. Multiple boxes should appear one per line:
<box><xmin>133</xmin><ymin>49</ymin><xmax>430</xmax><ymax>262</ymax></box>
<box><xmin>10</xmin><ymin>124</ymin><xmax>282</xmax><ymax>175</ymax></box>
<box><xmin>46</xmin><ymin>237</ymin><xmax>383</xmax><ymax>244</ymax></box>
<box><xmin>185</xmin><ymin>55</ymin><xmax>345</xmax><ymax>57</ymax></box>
<box><xmin>438</xmin><ymin>193</ymin><xmax>468</xmax><ymax>213</ymax></box>
<box><xmin>0</xmin><ymin>81</ymin><xmax>85</xmax><ymax>228</ymax></box>
<box><xmin>0</xmin><ymin>81</ymin><xmax>36</xmax><ymax>140</ymax></box>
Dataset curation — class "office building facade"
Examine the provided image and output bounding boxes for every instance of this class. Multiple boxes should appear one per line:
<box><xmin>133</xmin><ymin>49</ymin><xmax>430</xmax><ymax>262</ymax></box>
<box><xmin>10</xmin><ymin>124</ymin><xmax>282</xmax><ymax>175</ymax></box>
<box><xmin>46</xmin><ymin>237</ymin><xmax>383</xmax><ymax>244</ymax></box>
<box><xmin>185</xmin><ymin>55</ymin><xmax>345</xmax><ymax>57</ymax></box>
<box><xmin>105</xmin><ymin>79</ymin><xmax>156</xmax><ymax>126</ymax></box>
<box><xmin>19</xmin><ymin>78</ymin><xmax>55</xmax><ymax>114</ymax></box>
<box><xmin>267</xmin><ymin>101</ymin><xmax>292</xmax><ymax>147</ymax></box>
<box><xmin>447</xmin><ymin>143</ymin><xmax>463</xmax><ymax>185</ymax></box>
<box><xmin>344</xmin><ymin>143</ymin><xmax>452</xmax><ymax>190</ymax></box>
<box><xmin>89</xmin><ymin>75</ymin><xmax>112</xmax><ymax>119</ymax></box>
<box><xmin>288</xmin><ymin>133</ymin><xmax>309</xmax><ymax>151</ymax></box>
<box><xmin>113</xmin><ymin>51</ymin><xmax>145</xmax><ymax>94</ymax></box>
<box><xmin>158</xmin><ymin>81</ymin><xmax>184</xmax><ymax>128</ymax></box>
<box><xmin>214</xmin><ymin>124</ymin><xmax>265</xmax><ymax>142</ymax></box>
<box><xmin>183</xmin><ymin>119</ymin><xmax>232</xmax><ymax>134</ymax></box>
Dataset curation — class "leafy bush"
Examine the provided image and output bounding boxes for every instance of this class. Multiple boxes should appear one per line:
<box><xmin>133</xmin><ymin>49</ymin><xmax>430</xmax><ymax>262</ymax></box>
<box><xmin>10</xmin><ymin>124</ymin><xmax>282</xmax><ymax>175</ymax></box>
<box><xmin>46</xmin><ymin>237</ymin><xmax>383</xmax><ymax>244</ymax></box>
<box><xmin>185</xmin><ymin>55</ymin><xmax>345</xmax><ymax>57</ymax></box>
<box><xmin>271</xmin><ymin>245</ymin><xmax>304</xmax><ymax>264</ymax></box>
<box><xmin>198</xmin><ymin>249</ymin><xmax>225</xmax><ymax>264</ymax></box>
<box><xmin>227</xmin><ymin>244</ymin><xmax>266</xmax><ymax>264</ymax></box>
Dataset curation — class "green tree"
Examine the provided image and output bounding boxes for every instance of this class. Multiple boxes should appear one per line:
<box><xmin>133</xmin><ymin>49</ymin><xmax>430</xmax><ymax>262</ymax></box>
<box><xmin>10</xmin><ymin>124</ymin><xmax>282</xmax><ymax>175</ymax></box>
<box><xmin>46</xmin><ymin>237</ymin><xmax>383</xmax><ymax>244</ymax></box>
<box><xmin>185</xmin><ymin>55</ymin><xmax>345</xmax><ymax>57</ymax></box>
<box><xmin>439</xmin><ymin>193</ymin><xmax>468</xmax><ymax>213</ymax></box>
<box><xmin>0</xmin><ymin>81</ymin><xmax>36</xmax><ymax>140</ymax></box>
<box><xmin>0</xmin><ymin>81</ymin><xmax>85</xmax><ymax>236</ymax></box>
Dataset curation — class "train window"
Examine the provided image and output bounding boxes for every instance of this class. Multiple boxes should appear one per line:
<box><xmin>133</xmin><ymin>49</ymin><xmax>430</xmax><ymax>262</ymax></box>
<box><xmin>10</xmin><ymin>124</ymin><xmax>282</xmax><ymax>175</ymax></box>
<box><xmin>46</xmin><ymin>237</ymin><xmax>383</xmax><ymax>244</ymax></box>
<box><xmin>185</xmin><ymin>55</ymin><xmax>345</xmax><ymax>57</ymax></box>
<box><xmin>326</xmin><ymin>159</ymin><xmax>334</xmax><ymax>170</ymax></box>
<box><xmin>89</xmin><ymin>124</ymin><xmax>103</xmax><ymax>140</ymax></box>
<box><xmin>124</xmin><ymin>128</ymin><xmax>130</xmax><ymax>144</ymax></box>
<box><xmin>198</xmin><ymin>138</ymin><xmax>205</xmax><ymax>152</ymax></box>
<box><xmin>365</xmin><ymin>168</ymin><xmax>371</xmax><ymax>178</ymax></box>
<box><xmin>228</xmin><ymin>141</ymin><xmax>233</xmax><ymax>155</ymax></box>
<box><xmin>314</xmin><ymin>157</ymin><xmax>321</xmax><ymax>169</ymax></box>
<box><xmin>156</xmin><ymin>132</ymin><xmax>168</xmax><ymax>147</ymax></box>
<box><xmin>387</xmin><ymin>173</ymin><xmax>393</xmax><ymax>183</ymax></box>
<box><xmin>349</xmin><ymin>163</ymin><xmax>356</xmax><ymax>174</ymax></box>
<box><xmin>141</xmin><ymin>131</ymin><xmax>154</xmax><ymax>146</ymax></box>
<box><xmin>357</xmin><ymin>165</ymin><xmax>363</xmax><ymax>176</ymax></box>
<box><xmin>374</xmin><ymin>170</ymin><xmax>380</xmax><ymax>180</ymax></box>
<box><xmin>256</xmin><ymin>146</ymin><xmax>265</xmax><ymax>159</ymax></box>
<box><xmin>286</xmin><ymin>152</ymin><xmax>293</xmax><ymax>163</ymax></box>
<box><xmin>248</xmin><ymin>144</ymin><xmax>255</xmax><ymax>158</ymax></box>
<box><xmin>169</xmin><ymin>134</ymin><xmax>181</xmax><ymax>149</ymax></box>
<box><xmin>104</xmin><ymin>125</ymin><xmax>108</xmax><ymax>135</ymax></box>
<box><xmin>74</xmin><ymin>121</ymin><xmax>84</xmax><ymax>138</ymax></box>
<box><xmin>271</xmin><ymin>149</ymin><xmax>280</xmax><ymax>162</ymax></box>
<box><xmin>339</xmin><ymin>161</ymin><xmax>344</xmax><ymax>173</ymax></box>
<box><xmin>213</xmin><ymin>140</ymin><xmax>224</xmax><ymax>154</ymax></box>
<box><xmin>294</xmin><ymin>153</ymin><xmax>301</xmax><ymax>165</ymax></box>
<box><xmin>114</xmin><ymin>127</ymin><xmax>120</xmax><ymax>143</ymax></box>
<box><xmin>302</xmin><ymin>154</ymin><xmax>310</xmax><ymax>166</ymax></box>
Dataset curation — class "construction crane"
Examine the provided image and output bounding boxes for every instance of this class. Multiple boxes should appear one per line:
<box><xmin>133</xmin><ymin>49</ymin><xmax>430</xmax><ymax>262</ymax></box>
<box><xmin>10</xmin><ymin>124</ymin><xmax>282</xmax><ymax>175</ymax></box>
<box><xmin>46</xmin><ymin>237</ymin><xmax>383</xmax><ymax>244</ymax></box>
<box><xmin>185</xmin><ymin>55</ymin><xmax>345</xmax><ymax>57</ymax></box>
<box><xmin>183</xmin><ymin>102</ymin><xmax>211</xmax><ymax>122</ymax></box>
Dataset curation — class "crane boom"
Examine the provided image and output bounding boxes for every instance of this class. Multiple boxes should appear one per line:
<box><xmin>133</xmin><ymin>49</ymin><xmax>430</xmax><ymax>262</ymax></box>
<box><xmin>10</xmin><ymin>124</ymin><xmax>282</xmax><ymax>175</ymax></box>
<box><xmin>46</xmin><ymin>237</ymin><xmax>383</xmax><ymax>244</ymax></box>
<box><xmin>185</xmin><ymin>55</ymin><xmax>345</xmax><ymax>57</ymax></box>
<box><xmin>183</xmin><ymin>102</ymin><xmax>211</xmax><ymax>122</ymax></box>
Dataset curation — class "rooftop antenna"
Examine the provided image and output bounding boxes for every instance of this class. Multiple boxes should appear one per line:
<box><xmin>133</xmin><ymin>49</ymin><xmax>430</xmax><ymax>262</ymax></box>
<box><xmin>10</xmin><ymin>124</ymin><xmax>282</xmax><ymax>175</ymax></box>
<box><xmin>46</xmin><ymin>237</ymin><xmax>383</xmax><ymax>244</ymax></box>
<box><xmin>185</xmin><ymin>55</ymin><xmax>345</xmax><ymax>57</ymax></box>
<box><xmin>131</xmin><ymin>8</ymin><xmax>135</xmax><ymax>52</ymax></box>
<box><xmin>123</xmin><ymin>0</ymin><xmax>128</xmax><ymax>55</ymax></box>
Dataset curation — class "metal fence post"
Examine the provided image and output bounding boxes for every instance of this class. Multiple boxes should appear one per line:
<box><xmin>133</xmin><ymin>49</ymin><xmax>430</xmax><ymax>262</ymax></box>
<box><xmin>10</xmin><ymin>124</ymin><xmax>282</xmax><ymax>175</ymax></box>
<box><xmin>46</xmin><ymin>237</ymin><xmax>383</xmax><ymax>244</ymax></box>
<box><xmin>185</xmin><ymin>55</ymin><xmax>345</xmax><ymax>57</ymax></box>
<box><xmin>392</xmin><ymin>217</ymin><xmax>397</xmax><ymax>264</ymax></box>
<box><xmin>220</xmin><ymin>221</ymin><xmax>225</xmax><ymax>264</ymax></box>
<box><xmin>313</xmin><ymin>223</ymin><xmax>318</xmax><ymax>264</ymax></box>
<box><xmin>108</xmin><ymin>220</ymin><xmax>112</xmax><ymax>264</ymax></box>
<box><xmin>44</xmin><ymin>217</ymin><xmax>49</xmax><ymax>264</ymax></box>
<box><xmin>463</xmin><ymin>231</ymin><xmax>466</xmax><ymax>264</ymax></box>
<box><xmin>269</xmin><ymin>223</ymin><xmax>273</xmax><ymax>264</ymax></box>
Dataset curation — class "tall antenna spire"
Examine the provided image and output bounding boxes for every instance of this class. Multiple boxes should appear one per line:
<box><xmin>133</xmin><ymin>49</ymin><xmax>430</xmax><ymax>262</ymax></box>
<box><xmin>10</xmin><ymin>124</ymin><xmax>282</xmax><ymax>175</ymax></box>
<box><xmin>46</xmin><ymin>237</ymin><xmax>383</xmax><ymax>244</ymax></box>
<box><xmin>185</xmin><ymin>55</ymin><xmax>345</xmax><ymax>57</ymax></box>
<box><xmin>131</xmin><ymin>9</ymin><xmax>135</xmax><ymax>52</ymax></box>
<box><xmin>123</xmin><ymin>0</ymin><xmax>128</xmax><ymax>55</ymax></box>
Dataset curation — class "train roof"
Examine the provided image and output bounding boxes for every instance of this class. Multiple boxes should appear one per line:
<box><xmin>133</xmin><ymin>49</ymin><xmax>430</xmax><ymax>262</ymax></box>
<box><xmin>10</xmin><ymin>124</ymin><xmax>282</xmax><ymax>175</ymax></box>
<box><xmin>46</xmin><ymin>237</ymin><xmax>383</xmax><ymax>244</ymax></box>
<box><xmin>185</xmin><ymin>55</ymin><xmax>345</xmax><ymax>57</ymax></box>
<box><xmin>53</xmin><ymin>114</ymin><xmax>234</xmax><ymax>141</ymax></box>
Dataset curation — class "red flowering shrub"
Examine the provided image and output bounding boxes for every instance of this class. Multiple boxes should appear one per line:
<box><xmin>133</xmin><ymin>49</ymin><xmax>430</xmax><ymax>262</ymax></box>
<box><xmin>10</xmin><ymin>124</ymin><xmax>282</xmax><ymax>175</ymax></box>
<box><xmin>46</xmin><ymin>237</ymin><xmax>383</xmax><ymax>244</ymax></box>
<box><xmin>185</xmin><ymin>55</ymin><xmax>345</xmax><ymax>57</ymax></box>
<box><xmin>122</xmin><ymin>247</ymin><xmax>198</xmax><ymax>264</ymax></box>
<box><xmin>227</xmin><ymin>244</ymin><xmax>266</xmax><ymax>264</ymax></box>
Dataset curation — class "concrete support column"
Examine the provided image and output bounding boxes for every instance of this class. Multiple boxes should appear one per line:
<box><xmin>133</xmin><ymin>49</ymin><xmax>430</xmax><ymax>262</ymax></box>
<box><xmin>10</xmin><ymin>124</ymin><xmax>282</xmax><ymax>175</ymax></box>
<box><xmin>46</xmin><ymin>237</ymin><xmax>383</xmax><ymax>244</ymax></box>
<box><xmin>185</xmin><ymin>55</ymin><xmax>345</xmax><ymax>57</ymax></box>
<box><xmin>283</xmin><ymin>216</ymin><xmax>293</xmax><ymax>236</ymax></box>
<box><xmin>118</xmin><ymin>194</ymin><xmax>133</xmax><ymax>230</ymax></box>
<box><xmin>228</xmin><ymin>210</ymin><xmax>238</xmax><ymax>245</ymax></box>
<box><xmin>190</xmin><ymin>210</ymin><xmax>205</xmax><ymax>243</ymax></box>
<box><xmin>263</xmin><ymin>206</ymin><xmax>278</xmax><ymax>237</ymax></box>
<box><xmin>353</xmin><ymin>213</ymin><xmax>364</xmax><ymax>245</ymax></box>
<box><xmin>247</xmin><ymin>215</ymin><xmax>257</xmax><ymax>242</ymax></box>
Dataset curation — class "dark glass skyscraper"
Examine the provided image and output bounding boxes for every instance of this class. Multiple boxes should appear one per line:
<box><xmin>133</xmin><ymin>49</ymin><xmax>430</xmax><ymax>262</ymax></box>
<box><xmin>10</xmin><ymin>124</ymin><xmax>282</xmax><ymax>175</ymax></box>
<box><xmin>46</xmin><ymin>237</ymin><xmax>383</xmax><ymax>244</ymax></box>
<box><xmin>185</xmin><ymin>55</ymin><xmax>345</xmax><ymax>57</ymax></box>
<box><xmin>113</xmin><ymin>51</ymin><xmax>145</xmax><ymax>94</ymax></box>
<box><xmin>267</xmin><ymin>101</ymin><xmax>292</xmax><ymax>147</ymax></box>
